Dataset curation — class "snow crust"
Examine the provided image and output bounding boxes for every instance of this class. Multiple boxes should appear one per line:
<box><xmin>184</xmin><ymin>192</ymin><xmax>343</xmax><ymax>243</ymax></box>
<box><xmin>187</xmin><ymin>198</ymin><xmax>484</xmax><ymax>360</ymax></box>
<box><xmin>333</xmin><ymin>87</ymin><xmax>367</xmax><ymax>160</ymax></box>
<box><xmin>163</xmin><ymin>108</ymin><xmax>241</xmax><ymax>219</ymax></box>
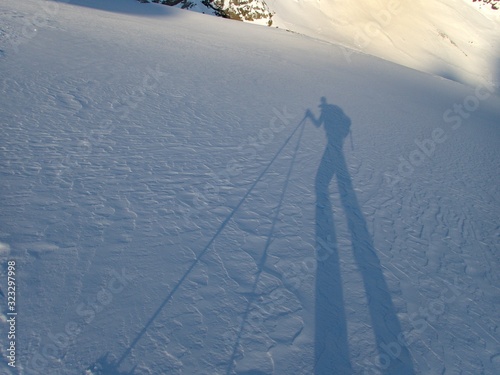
<box><xmin>0</xmin><ymin>1</ymin><xmax>499</xmax><ymax>374</ymax></box>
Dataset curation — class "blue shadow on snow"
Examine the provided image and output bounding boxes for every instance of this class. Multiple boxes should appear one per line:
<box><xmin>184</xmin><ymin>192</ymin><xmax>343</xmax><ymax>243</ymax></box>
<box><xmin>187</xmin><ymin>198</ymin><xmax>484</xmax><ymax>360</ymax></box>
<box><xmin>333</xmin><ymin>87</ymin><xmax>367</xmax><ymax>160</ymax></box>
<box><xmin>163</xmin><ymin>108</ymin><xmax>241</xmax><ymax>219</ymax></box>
<box><xmin>50</xmin><ymin>0</ymin><xmax>175</xmax><ymax>17</ymax></box>
<box><xmin>307</xmin><ymin>97</ymin><xmax>415</xmax><ymax>375</ymax></box>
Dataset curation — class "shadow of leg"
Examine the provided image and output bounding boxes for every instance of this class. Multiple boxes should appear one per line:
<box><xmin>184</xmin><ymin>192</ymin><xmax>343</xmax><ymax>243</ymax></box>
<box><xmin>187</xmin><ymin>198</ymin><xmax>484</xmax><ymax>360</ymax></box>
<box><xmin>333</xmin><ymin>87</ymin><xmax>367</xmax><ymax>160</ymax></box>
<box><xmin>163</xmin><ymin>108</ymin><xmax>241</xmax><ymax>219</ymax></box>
<box><xmin>315</xmin><ymin>146</ymin><xmax>353</xmax><ymax>374</ymax></box>
<box><xmin>334</xmin><ymin>149</ymin><xmax>415</xmax><ymax>375</ymax></box>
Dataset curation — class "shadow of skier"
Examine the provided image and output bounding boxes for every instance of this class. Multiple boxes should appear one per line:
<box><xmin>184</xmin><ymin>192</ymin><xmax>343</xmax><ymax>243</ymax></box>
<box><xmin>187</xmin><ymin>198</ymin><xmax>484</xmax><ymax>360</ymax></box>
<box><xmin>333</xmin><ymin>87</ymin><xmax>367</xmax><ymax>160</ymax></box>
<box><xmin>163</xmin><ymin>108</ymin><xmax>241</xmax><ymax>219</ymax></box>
<box><xmin>307</xmin><ymin>97</ymin><xmax>415</xmax><ymax>375</ymax></box>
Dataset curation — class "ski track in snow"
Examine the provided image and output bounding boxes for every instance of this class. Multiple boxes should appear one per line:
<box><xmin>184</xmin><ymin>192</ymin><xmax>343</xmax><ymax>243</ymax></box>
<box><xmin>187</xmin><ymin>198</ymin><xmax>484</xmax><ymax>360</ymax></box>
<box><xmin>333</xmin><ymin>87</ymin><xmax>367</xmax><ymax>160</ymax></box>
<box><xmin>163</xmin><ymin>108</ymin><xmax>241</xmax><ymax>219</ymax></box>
<box><xmin>0</xmin><ymin>1</ymin><xmax>499</xmax><ymax>375</ymax></box>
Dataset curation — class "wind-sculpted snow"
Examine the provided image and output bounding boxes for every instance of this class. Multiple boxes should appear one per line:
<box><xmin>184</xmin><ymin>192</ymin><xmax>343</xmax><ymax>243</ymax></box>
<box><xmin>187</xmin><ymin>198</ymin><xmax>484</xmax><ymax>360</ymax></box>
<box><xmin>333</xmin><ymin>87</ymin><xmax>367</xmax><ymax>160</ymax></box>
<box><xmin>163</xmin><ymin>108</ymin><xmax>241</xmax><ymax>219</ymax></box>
<box><xmin>0</xmin><ymin>1</ymin><xmax>499</xmax><ymax>374</ymax></box>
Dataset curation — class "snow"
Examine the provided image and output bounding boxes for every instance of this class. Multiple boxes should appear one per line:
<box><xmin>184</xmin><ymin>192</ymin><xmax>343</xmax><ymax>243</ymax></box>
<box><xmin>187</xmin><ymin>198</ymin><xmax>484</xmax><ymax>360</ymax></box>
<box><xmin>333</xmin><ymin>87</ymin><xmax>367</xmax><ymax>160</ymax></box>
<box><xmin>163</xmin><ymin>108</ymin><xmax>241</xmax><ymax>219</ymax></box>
<box><xmin>267</xmin><ymin>0</ymin><xmax>500</xmax><ymax>89</ymax></box>
<box><xmin>0</xmin><ymin>0</ymin><xmax>499</xmax><ymax>374</ymax></box>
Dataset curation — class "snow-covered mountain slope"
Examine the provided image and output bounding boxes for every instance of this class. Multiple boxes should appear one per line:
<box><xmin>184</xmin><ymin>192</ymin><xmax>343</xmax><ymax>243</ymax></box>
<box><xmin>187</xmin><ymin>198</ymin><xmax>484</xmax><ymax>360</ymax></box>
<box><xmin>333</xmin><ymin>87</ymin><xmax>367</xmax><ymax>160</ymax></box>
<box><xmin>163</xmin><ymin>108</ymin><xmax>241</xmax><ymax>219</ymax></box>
<box><xmin>268</xmin><ymin>0</ymin><xmax>500</xmax><ymax>89</ymax></box>
<box><xmin>1</xmin><ymin>0</ymin><xmax>499</xmax><ymax>374</ymax></box>
<box><xmin>154</xmin><ymin>0</ymin><xmax>500</xmax><ymax>89</ymax></box>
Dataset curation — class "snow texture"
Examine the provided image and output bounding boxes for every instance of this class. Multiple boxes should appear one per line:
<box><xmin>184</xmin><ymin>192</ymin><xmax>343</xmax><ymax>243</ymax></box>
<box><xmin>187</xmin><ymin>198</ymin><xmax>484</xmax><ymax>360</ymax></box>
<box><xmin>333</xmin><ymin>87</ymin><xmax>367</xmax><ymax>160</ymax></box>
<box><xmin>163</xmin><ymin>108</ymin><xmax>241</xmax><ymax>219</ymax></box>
<box><xmin>0</xmin><ymin>0</ymin><xmax>499</xmax><ymax>375</ymax></box>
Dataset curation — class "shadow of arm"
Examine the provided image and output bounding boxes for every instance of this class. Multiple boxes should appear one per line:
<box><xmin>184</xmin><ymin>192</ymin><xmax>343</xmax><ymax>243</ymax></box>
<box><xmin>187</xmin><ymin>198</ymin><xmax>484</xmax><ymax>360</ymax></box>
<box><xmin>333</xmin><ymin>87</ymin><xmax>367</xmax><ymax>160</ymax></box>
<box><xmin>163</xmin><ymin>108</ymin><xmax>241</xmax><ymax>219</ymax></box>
<box><xmin>306</xmin><ymin>109</ymin><xmax>322</xmax><ymax>128</ymax></box>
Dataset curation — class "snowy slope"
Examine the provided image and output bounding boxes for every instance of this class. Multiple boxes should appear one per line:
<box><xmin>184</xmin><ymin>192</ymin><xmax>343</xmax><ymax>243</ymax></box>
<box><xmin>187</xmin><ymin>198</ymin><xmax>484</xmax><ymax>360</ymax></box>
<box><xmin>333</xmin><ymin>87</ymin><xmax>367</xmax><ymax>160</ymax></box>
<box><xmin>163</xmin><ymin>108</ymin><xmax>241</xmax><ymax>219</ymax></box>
<box><xmin>1</xmin><ymin>1</ymin><xmax>499</xmax><ymax>375</ymax></box>
<box><xmin>160</xmin><ymin>0</ymin><xmax>500</xmax><ymax>89</ymax></box>
<box><xmin>266</xmin><ymin>0</ymin><xmax>500</xmax><ymax>89</ymax></box>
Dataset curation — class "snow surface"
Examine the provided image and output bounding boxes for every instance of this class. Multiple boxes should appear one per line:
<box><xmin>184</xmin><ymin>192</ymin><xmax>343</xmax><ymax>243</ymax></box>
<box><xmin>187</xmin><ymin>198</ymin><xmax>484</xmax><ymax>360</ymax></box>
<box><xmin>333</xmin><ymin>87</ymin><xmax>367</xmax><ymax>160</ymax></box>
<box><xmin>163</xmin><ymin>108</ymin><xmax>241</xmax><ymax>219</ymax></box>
<box><xmin>267</xmin><ymin>0</ymin><xmax>500</xmax><ymax>89</ymax></box>
<box><xmin>167</xmin><ymin>0</ymin><xmax>500</xmax><ymax>89</ymax></box>
<box><xmin>0</xmin><ymin>0</ymin><xmax>499</xmax><ymax>374</ymax></box>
